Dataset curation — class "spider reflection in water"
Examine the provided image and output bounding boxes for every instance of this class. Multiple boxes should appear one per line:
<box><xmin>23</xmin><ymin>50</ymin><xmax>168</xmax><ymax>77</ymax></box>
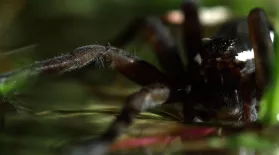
<box><xmin>0</xmin><ymin>0</ymin><xmax>276</xmax><ymax>154</ymax></box>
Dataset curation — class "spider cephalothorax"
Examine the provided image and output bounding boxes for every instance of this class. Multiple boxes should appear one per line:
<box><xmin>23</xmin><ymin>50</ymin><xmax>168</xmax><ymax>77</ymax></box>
<box><xmin>187</xmin><ymin>19</ymin><xmax>274</xmax><ymax>121</ymax></box>
<box><xmin>0</xmin><ymin>1</ymin><xmax>276</xmax><ymax>155</ymax></box>
<box><xmin>202</xmin><ymin>38</ymin><xmax>237</xmax><ymax>60</ymax></box>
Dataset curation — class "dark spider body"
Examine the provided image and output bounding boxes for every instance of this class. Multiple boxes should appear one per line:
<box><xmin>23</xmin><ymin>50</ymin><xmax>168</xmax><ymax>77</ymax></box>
<box><xmin>190</xmin><ymin>38</ymin><xmax>251</xmax><ymax>122</ymax></box>
<box><xmin>190</xmin><ymin>20</ymin><xmax>274</xmax><ymax>122</ymax></box>
<box><xmin>0</xmin><ymin>0</ymin><xmax>276</xmax><ymax>154</ymax></box>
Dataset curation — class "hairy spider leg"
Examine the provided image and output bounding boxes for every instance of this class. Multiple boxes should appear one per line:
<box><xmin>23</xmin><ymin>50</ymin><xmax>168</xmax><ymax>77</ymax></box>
<box><xmin>0</xmin><ymin>45</ymin><xmax>169</xmax><ymax>88</ymax></box>
<box><xmin>110</xmin><ymin>18</ymin><xmax>146</xmax><ymax>47</ymax></box>
<box><xmin>242</xmin><ymin>8</ymin><xmax>275</xmax><ymax>121</ymax></box>
<box><xmin>69</xmin><ymin>45</ymin><xmax>169</xmax><ymax>86</ymax></box>
<box><xmin>248</xmin><ymin>8</ymin><xmax>274</xmax><ymax>93</ymax></box>
<box><xmin>182</xmin><ymin>0</ymin><xmax>204</xmax><ymax>67</ymax></box>
<box><xmin>110</xmin><ymin>16</ymin><xmax>186</xmax><ymax>86</ymax></box>
<box><xmin>106</xmin><ymin>15</ymin><xmax>189</xmax><ymax>98</ymax></box>
<box><xmin>181</xmin><ymin>0</ymin><xmax>205</xmax><ymax>122</ymax></box>
<box><xmin>0</xmin><ymin>45</ymin><xmax>170</xmax><ymax>130</ymax></box>
<box><xmin>68</xmin><ymin>84</ymin><xmax>170</xmax><ymax>155</ymax></box>
<box><xmin>144</xmin><ymin>17</ymin><xmax>186</xmax><ymax>85</ymax></box>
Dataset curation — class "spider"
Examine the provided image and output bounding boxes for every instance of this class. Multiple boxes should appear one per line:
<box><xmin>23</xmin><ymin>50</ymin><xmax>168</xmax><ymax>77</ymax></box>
<box><xmin>0</xmin><ymin>0</ymin><xmax>276</xmax><ymax>154</ymax></box>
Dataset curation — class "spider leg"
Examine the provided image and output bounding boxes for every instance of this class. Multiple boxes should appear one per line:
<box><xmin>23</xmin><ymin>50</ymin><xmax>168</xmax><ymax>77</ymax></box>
<box><xmin>0</xmin><ymin>45</ymin><xmax>169</xmax><ymax>87</ymax></box>
<box><xmin>110</xmin><ymin>18</ymin><xmax>146</xmax><ymax>47</ymax></box>
<box><xmin>248</xmin><ymin>8</ymin><xmax>274</xmax><ymax>93</ymax></box>
<box><xmin>145</xmin><ymin>17</ymin><xmax>186</xmax><ymax>84</ymax></box>
<box><xmin>240</xmin><ymin>73</ymin><xmax>257</xmax><ymax>122</ymax></box>
<box><xmin>182</xmin><ymin>0</ymin><xmax>204</xmax><ymax>69</ymax></box>
<box><xmin>110</xmin><ymin>17</ymin><xmax>186</xmax><ymax>85</ymax></box>
<box><xmin>69</xmin><ymin>84</ymin><xmax>170</xmax><ymax>155</ymax></box>
<box><xmin>242</xmin><ymin>8</ymin><xmax>274</xmax><ymax>122</ymax></box>
<box><xmin>110</xmin><ymin>17</ymin><xmax>186</xmax><ymax>102</ymax></box>
<box><xmin>181</xmin><ymin>0</ymin><xmax>204</xmax><ymax>122</ymax></box>
<box><xmin>68</xmin><ymin>45</ymin><xmax>169</xmax><ymax>86</ymax></box>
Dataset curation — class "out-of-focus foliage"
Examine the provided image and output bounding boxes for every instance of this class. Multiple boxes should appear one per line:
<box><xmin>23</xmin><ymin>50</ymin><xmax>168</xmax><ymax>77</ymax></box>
<box><xmin>0</xmin><ymin>0</ymin><xmax>278</xmax><ymax>155</ymax></box>
<box><xmin>259</xmin><ymin>6</ymin><xmax>279</xmax><ymax>125</ymax></box>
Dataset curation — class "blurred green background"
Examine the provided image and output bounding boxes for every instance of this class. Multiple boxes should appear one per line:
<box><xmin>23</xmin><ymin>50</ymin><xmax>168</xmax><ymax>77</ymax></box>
<box><xmin>0</xmin><ymin>0</ymin><xmax>278</xmax><ymax>155</ymax></box>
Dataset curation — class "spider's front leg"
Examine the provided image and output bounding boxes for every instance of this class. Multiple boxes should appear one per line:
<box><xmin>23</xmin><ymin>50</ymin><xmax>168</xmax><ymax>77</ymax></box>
<box><xmin>0</xmin><ymin>45</ymin><xmax>169</xmax><ymax>88</ymax></box>
<box><xmin>243</xmin><ymin>8</ymin><xmax>274</xmax><ymax>121</ymax></box>
<box><xmin>69</xmin><ymin>84</ymin><xmax>170</xmax><ymax>155</ymax></box>
<box><xmin>0</xmin><ymin>45</ymin><xmax>171</xmax><ymax>131</ymax></box>
<box><xmin>69</xmin><ymin>45</ymin><xmax>169</xmax><ymax>86</ymax></box>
